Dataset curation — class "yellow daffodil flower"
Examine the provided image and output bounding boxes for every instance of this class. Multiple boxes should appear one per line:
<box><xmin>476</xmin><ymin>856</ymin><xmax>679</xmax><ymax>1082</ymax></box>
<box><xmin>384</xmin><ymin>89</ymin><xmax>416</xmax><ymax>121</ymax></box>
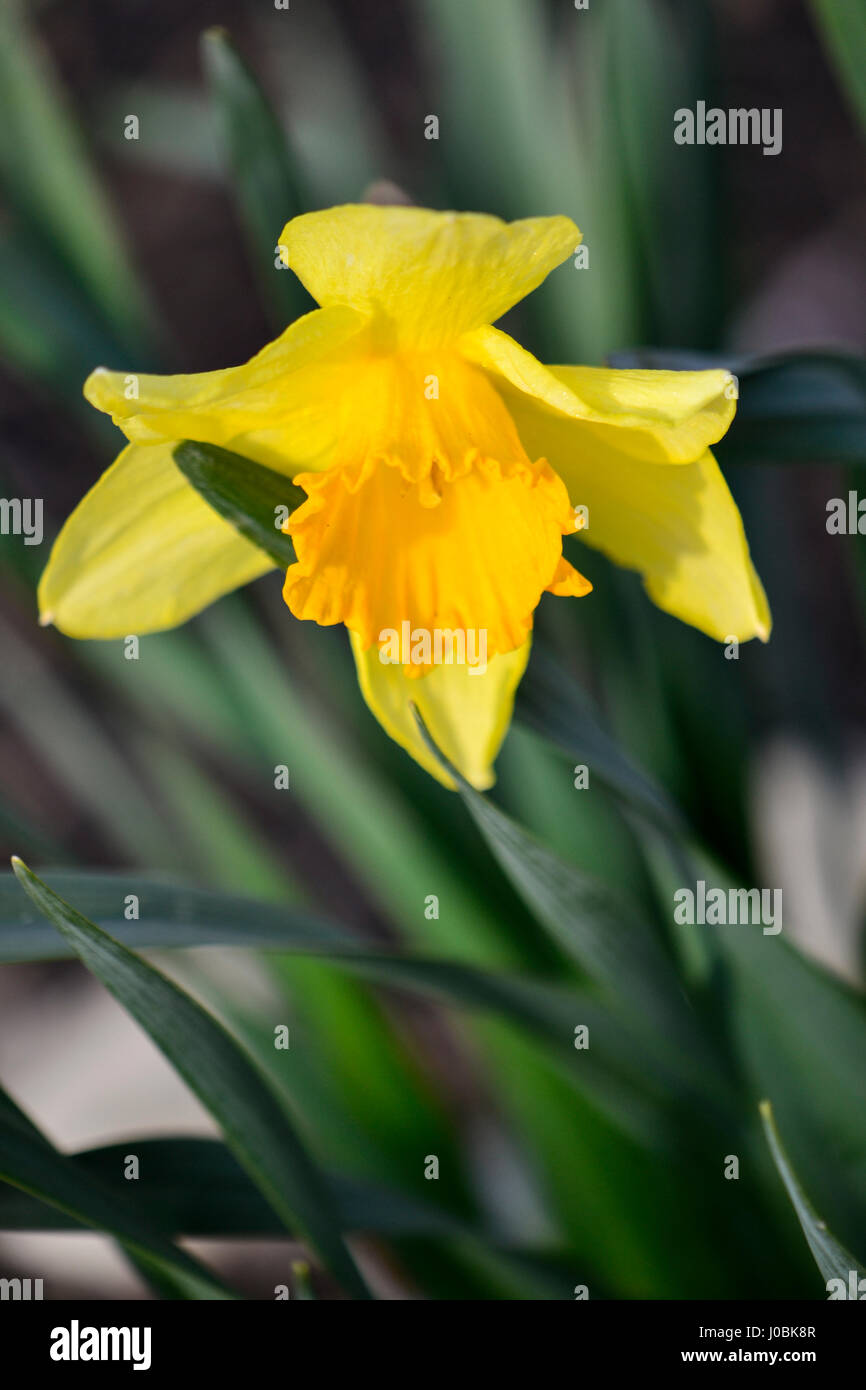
<box><xmin>39</xmin><ymin>205</ymin><xmax>770</xmax><ymax>788</ymax></box>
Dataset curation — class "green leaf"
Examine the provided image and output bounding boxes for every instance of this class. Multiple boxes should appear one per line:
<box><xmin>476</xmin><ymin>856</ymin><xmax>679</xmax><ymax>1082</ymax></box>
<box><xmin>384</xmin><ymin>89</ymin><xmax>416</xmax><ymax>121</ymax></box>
<box><xmin>688</xmin><ymin>849</ymin><xmax>866</xmax><ymax>1244</ymax></box>
<box><xmin>0</xmin><ymin>1137</ymin><xmax>463</xmax><ymax>1240</ymax></box>
<box><xmin>760</xmin><ymin>1100</ymin><xmax>866</xmax><ymax>1290</ymax></box>
<box><xmin>0</xmin><ymin>870</ymin><xmax>355</xmax><ymax>961</ymax></box>
<box><xmin>416</xmin><ymin>0</ymin><xmax>640</xmax><ymax>360</ymax></box>
<box><xmin>809</xmin><ymin>0</ymin><xmax>866</xmax><ymax>137</ymax></box>
<box><xmin>10</xmin><ymin>859</ymin><xmax>372</xmax><ymax>1300</ymax></box>
<box><xmin>609</xmin><ymin>347</ymin><xmax>866</xmax><ymax>466</ymax></box>
<box><xmin>517</xmin><ymin>650</ymin><xmax>685</xmax><ymax>834</ymax></box>
<box><xmin>0</xmin><ymin>1085</ymin><xmax>233</xmax><ymax>1298</ymax></box>
<box><xmin>173</xmin><ymin>440</ymin><xmax>302</xmax><ymax>566</ymax></box>
<box><xmin>0</xmin><ymin>0</ymin><xmax>155</xmax><ymax>353</ymax></box>
<box><xmin>202</xmin><ymin>27</ymin><xmax>313</xmax><ymax>328</ymax></box>
<box><xmin>0</xmin><ymin>228</ymin><xmax>122</xmax><ymax>403</ymax></box>
<box><xmin>0</xmin><ymin>868</ymin><xmax>637</xmax><ymax>1063</ymax></box>
<box><xmin>0</xmin><ymin>868</ymin><xmax>689</xmax><ymax>1147</ymax></box>
<box><xmin>0</xmin><ymin>615</ymin><xmax>192</xmax><ymax>871</ymax></box>
<box><xmin>598</xmin><ymin>0</ymin><xmax>719</xmax><ymax>347</ymax></box>
<box><xmin>410</xmin><ymin>713</ymin><xmax>715</xmax><ymax>1086</ymax></box>
<box><xmin>0</xmin><ymin>1136</ymin><xmax>576</xmax><ymax>1298</ymax></box>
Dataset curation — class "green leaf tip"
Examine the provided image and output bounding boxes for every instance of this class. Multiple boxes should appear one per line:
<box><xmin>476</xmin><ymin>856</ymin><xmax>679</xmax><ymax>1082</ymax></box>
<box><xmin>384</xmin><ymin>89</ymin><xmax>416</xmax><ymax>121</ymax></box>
<box><xmin>760</xmin><ymin>1098</ymin><xmax>866</xmax><ymax>1287</ymax></box>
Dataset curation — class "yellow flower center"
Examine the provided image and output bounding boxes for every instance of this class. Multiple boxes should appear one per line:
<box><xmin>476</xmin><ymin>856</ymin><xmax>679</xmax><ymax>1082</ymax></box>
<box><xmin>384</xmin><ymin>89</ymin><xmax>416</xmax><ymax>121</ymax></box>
<box><xmin>282</xmin><ymin>354</ymin><xmax>589</xmax><ymax>671</ymax></box>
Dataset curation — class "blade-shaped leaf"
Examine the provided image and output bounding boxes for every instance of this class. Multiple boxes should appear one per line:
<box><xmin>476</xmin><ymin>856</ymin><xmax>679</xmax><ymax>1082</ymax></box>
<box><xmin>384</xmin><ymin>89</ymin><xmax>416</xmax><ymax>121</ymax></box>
<box><xmin>0</xmin><ymin>1137</ymin><xmax>464</xmax><ymax>1241</ymax></box>
<box><xmin>0</xmin><ymin>1085</ymin><xmax>233</xmax><ymax>1298</ymax></box>
<box><xmin>173</xmin><ymin>440</ymin><xmax>300</xmax><ymax>567</ymax></box>
<box><xmin>0</xmin><ymin>616</ymin><xmax>189</xmax><ymax>871</ymax></box>
<box><xmin>10</xmin><ymin>859</ymin><xmax>372</xmax><ymax>1300</ymax></box>
<box><xmin>0</xmin><ymin>1136</ymin><xmax>576</xmax><ymax>1299</ymax></box>
<box><xmin>0</xmin><ymin>868</ymin><xmax>698</xmax><ymax>1146</ymax></box>
<box><xmin>411</xmin><ymin>713</ymin><xmax>713</xmax><ymax>1075</ymax></box>
<box><xmin>416</xmin><ymin>0</ymin><xmax>641</xmax><ymax>359</ymax></box>
<box><xmin>0</xmin><ymin>0</ymin><xmax>155</xmax><ymax>352</ymax></box>
<box><xmin>517</xmin><ymin>650</ymin><xmax>685</xmax><ymax>834</ymax></box>
<box><xmin>202</xmin><ymin>28</ymin><xmax>314</xmax><ymax>327</ymax></box>
<box><xmin>0</xmin><ymin>871</ymin><xmax>658</xmax><ymax>1069</ymax></box>
<box><xmin>760</xmin><ymin>1100</ymin><xmax>866</xmax><ymax>1290</ymax></box>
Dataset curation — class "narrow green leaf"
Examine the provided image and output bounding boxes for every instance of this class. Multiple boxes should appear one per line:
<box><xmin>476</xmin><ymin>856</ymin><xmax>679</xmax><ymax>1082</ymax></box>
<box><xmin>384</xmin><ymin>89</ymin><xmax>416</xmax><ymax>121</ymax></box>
<box><xmin>0</xmin><ymin>0</ymin><xmax>155</xmax><ymax>352</ymax></box>
<box><xmin>0</xmin><ymin>1136</ymin><xmax>575</xmax><ymax>1297</ymax></box>
<box><xmin>0</xmin><ymin>868</ymin><xmax>642</xmax><ymax>1065</ymax></box>
<box><xmin>291</xmin><ymin>1260</ymin><xmax>316</xmax><ymax>1299</ymax></box>
<box><xmin>0</xmin><ymin>1137</ymin><xmax>463</xmax><ymax>1240</ymax></box>
<box><xmin>0</xmin><ymin>1085</ymin><xmax>233</xmax><ymax>1298</ymax></box>
<box><xmin>599</xmin><ymin>0</ymin><xmax>718</xmax><ymax>346</ymax></box>
<box><xmin>0</xmin><ymin>616</ymin><xmax>191</xmax><ymax>871</ymax></box>
<box><xmin>682</xmin><ymin>847</ymin><xmax>866</xmax><ymax>1243</ymax></box>
<box><xmin>416</xmin><ymin>0</ymin><xmax>641</xmax><ymax>359</ymax></box>
<box><xmin>202</xmin><ymin>27</ymin><xmax>313</xmax><ymax>327</ymax></box>
<box><xmin>412</xmin><ymin>715</ymin><xmax>686</xmax><ymax>1015</ymax></box>
<box><xmin>760</xmin><ymin>1100</ymin><xmax>866</xmax><ymax>1290</ymax></box>
<box><xmin>0</xmin><ymin>871</ymin><xmax>345</xmax><ymax>960</ymax></box>
<box><xmin>517</xmin><ymin>650</ymin><xmax>685</xmax><ymax>833</ymax></box>
<box><xmin>0</xmin><ymin>229</ymin><xmax>121</xmax><ymax>402</ymax></box>
<box><xmin>174</xmin><ymin>440</ymin><xmax>300</xmax><ymax>567</ymax></box>
<box><xmin>403</xmin><ymin>745</ymin><xmax>761</xmax><ymax>1272</ymax></box>
<box><xmin>10</xmin><ymin>859</ymin><xmax>372</xmax><ymax>1300</ymax></box>
<box><xmin>0</xmin><ymin>869</ymin><xmax>691</xmax><ymax>1146</ymax></box>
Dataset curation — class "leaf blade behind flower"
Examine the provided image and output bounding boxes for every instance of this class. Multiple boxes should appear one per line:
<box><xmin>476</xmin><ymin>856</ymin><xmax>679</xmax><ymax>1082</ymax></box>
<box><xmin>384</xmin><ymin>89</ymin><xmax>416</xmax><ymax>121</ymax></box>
<box><xmin>202</xmin><ymin>27</ymin><xmax>315</xmax><ymax>328</ymax></box>
<box><xmin>10</xmin><ymin>858</ymin><xmax>372</xmax><ymax>1300</ymax></box>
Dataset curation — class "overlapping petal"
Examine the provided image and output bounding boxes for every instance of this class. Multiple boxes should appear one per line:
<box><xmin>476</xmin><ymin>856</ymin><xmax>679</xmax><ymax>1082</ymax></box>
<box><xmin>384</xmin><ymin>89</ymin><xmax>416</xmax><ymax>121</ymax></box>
<box><xmin>279</xmin><ymin>206</ymin><xmax>579</xmax><ymax>349</ymax></box>
<box><xmin>84</xmin><ymin>305</ymin><xmax>369</xmax><ymax>477</ymax></box>
<box><xmin>508</xmin><ymin>394</ymin><xmax>770</xmax><ymax>643</ymax></box>
<box><xmin>38</xmin><ymin>442</ymin><xmax>274</xmax><ymax>638</ymax></box>
<box><xmin>461</xmin><ymin>325</ymin><xmax>738</xmax><ymax>463</ymax></box>
<box><xmin>351</xmin><ymin>632</ymin><xmax>530</xmax><ymax>789</ymax></box>
<box><xmin>284</xmin><ymin>450</ymin><xmax>585</xmax><ymax>666</ymax></box>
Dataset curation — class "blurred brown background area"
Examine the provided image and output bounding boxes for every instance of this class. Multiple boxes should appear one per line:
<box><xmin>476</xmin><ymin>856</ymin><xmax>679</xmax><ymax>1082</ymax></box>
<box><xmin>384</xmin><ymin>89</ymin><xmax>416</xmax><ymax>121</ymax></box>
<box><xmin>0</xmin><ymin>0</ymin><xmax>865</xmax><ymax>1298</ymax></box>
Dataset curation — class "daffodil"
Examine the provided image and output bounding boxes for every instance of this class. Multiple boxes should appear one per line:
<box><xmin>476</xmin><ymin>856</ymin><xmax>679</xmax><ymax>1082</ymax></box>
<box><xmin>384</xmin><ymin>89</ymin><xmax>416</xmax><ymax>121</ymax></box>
<box><xmin>39</xmin><ymin>205</ymin><xmax>769</xmax><ymax>788</ymax></box>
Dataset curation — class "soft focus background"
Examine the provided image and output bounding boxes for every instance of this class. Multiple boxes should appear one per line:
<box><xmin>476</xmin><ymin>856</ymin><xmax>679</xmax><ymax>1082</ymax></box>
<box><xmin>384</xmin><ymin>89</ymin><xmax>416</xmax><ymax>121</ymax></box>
<box><xmin>1</xmin><ymin>0</ymin><xmax>865</xmax><ymax>1299</ymax></box>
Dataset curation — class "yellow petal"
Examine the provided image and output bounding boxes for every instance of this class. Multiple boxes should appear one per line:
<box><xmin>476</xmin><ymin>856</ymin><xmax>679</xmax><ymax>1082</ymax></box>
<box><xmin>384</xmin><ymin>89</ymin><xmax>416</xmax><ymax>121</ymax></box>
<box><xmin>83</xmin><ymin>305</ymin><xmax>369</xmax><ymax>476</ymax></box>
<box><xmin>278</xmin><ymin>205</ymin><xmax>579</xmax><ymax>349</ymax></box>
<box><xmin>281</xmin><ymin>355</ymin><xmax>587</xmax><ymax>665</ymax></box>
<box><xmin>38</xmin><ymin>442</ymin><xmax>274</xmax><ymax>638</ymax></box>
<box><xmin>461</xmin><ymin>325</ymin><xmax>738</xmax><ymax>463</ymax></box>
<box><xmin>509</xmin><ymin>397</ymin><xmax>770</xmax><ymax>643</ymax></box>
<box><xmin>351</xmin><ymin>631</ymin><xmax>530</xmax><ymax>789</ymax></box>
